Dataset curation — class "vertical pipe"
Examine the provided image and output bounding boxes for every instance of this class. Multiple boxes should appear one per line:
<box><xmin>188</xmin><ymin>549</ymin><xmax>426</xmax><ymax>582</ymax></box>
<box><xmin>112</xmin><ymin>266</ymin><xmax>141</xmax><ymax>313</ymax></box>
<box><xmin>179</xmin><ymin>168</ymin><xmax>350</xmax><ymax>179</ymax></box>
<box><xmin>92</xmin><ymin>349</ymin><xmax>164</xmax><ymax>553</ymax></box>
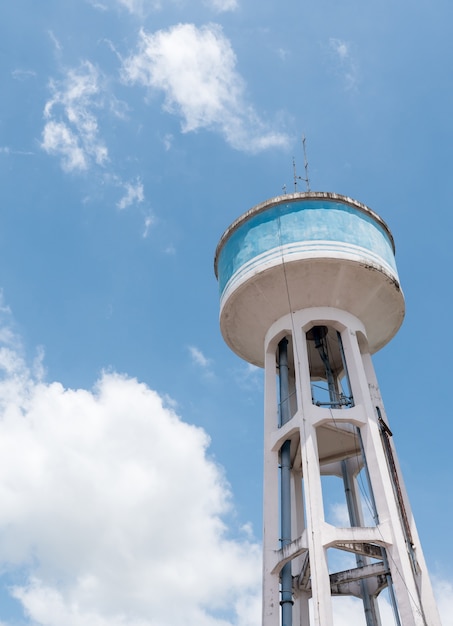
<box><xmin>279</xmin><ymin>338</ymin><xmax>291</xmax><ymax>428</ymax></box>
<box><xmin>337</xmin><ymin>331</ymin><xmax>354</xmax><ymax>406</ymax></box>
<box><xmin>278</xmin><ymin>338</ymin><xmax>293</xmax><ymax>626</ymax></box>
<box><xmin>281</xmin><ymin>440</ymin><xmax>293</xmax><ymax>626</ymax></box>
<box><xmin>312</xmin><ymin>328</ymin><xmax>337</xmax><ymax>404</ymax></box>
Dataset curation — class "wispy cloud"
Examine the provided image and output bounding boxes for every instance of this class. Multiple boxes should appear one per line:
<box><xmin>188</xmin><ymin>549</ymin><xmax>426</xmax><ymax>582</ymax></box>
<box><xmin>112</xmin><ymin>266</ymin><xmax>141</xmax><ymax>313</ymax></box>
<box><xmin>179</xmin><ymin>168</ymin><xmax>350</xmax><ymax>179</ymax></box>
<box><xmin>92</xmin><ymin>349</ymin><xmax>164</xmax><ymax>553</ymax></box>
<box><xmin>42</xmin><ymin>121</ymin><xmax>88</xmax><ymax>171</ymax></box>
<box><xmin>434</xmin><ymin>577</ymin><xmax>453</xmax><ymax>625</ymax></box>
<box><xmin>162</xmin><ymin>133</ymin><xmax>174</xmax><ymax>151</ymax></box>
<box><xmin>188</xmin><ymin>345</ymin><xmax>215</xmax><ymax>378</ymax></box>
<box><xmin>164</xmin><ymin>243</ymin><xmax>176</xmax><ymax>255</ymax></box>
<box><xmin>122</xmin><ymin>24</ymin><xmax>289</xmax><ymax>153</ymax></box>
<box><xmin>0</xmin><ymin>146</ymin><xmax>34</xmax><ymax>157</ymax></box>
<box><xmin>235</xmin><ymin>362</ymin><xmax>262</xmax><ymax>391</ymax></box>
<box><xmin>329</xmin><ymin>38</ymin><xmax>359</xmax><ymax>91</ymax></box>
<box><xmin>204</xmin><ymin>0</ymin><xmax>238</xmax><ymax>12</ymax></box>
<box><xmin>98</xmin><ymin>0</ymin><xmax>162</xmax><ymax>15</ymax></box>
<box><xmin>41</xmin><ymin>61</ymin><xmax>109</xmax><ymax>172</ymax></box>
<box><xmin>94</xmin><ymin>0</ymin><xmax>237</xmax><ymax>15</ymax></box>
<box><xmin>48</xmin><ymin>29</ymin><xmax>63</xmax><ymax>53</ymax></box>
<box><xmin>329</xmin><ymin>502</ymin><xmax>350</xmax><ymax>527</ymax></box>
<box><xmin>142</xmin><ymin>214</ymin><xmax>154</xmax><ymax>238</ymax></box>
<box><xmin>188</xmin><ymin>345</ymin><xmax>212</xmax><ymax>368</ymax></box>
<box><xmin>41</xmin><ymin>61</ymin><xmax>146</xmax><ymax>225</ymax></box>
<box><xmin>117</xmin><ymin>177</ymin><xmax>145</xmax><ymax>209</ymax></box>
<box><xmin>88</xmin><ymin>1</ymin><xmax>108</xmax><ymax>10</ymax></box>
<box><xmin>11</xmin><ymin>68</ymin><xmax>37</xmax><ymax>81</ymax></box>
<box><xmin>277</xmin><ymin>47</ymin><xmax>290</xmax><ymax>61</ymax></box>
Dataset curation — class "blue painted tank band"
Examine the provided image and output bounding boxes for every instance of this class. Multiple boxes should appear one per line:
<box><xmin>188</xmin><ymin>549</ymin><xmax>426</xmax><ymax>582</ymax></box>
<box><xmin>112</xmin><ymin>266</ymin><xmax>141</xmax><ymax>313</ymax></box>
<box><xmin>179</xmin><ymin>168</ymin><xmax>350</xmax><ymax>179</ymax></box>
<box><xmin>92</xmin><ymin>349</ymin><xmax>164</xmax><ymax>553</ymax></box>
<box><xmin>217</xmin><ymin>200</ymin><xmax>397</xmax><ymax>295</ymax></box>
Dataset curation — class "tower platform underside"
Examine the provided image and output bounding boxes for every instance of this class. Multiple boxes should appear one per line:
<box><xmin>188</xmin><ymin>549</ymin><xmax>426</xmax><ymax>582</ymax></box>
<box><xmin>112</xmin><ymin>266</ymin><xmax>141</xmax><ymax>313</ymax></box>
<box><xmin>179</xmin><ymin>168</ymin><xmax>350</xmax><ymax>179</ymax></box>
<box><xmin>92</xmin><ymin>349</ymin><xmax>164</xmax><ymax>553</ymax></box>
<box><xmin>219</xmin><ymin>254</ymin><xmax>404</xmax><ymax>367</ymax></box>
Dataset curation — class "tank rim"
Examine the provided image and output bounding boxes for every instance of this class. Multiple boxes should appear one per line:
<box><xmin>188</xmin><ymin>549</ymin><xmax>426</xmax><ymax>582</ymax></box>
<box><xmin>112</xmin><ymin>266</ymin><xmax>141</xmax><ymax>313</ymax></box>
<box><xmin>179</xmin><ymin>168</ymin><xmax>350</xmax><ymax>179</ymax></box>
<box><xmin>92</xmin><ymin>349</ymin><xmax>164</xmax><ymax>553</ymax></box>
<box><xmin>214</xmin><ymin>191</ymin><xmax>395</xmax><ymax>279</ymax></box>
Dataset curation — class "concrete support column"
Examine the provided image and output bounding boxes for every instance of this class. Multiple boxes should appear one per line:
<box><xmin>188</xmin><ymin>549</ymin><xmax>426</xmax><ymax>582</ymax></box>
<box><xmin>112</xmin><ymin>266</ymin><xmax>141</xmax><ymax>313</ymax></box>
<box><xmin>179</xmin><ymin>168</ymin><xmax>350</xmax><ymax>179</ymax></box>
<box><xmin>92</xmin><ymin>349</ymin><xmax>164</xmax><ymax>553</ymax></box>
<box><xmin>262</xmin><ymin>346</ymin><xmax>281</xmax><ymax>626</ymax></box>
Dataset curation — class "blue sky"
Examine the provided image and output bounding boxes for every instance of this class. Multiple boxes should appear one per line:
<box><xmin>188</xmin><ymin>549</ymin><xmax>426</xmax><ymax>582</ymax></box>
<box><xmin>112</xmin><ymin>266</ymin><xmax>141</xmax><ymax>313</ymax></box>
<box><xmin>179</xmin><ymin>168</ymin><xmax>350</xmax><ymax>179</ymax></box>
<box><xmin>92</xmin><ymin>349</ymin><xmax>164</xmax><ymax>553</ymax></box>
<box><xmin>0</xmin><ymin>0</ymin><xmax>452</xmax><ymax>624</ymax></box>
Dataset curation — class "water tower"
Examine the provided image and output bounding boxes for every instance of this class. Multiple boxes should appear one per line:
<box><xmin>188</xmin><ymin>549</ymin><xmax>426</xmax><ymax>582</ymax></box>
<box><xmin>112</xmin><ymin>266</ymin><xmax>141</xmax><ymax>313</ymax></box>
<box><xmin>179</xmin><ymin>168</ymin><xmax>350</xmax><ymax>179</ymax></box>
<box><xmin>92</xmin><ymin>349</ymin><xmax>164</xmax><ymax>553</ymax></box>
<box><xmin>214</xmin><ymin>192</ymin><xmax>441</xmax><ymax>626</ymax></box>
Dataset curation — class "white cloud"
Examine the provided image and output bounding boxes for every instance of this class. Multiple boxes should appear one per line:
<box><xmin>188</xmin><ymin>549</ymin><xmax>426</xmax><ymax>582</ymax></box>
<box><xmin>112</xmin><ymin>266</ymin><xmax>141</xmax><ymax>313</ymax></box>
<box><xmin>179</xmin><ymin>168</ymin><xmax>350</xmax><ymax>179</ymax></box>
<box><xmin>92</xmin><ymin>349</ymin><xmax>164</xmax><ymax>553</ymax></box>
<box><xmin>11</xmin><ymin>69</ymin><xmax>37</xmax><ymax>81</ymax></box>
<box><xmin>117</xmin><ymin>178</ymin><xmax>145</xmax><ymax>209</ymax></box>
<box><xmin>188</xmin><ymin>346</ymin><xmax>215</xmax><ymax>379</ymax></box>
<box><xmin>234</xmin><ymin>363</ymin><xmax>262</xmax><ymax>392</ymax></box>
<box><xmin>122</xmin><ymin>24</ymin><xmax>289</xmax><ymax>153</ymax></box>
<box><xmin>142</xmin><ymin>214</ymin><xmax>154</xmax><ymax>238</ymax></box>
<box><xmin>189</xmin><ymin>346</ymin><xmax>211</xmax><ymax>368</ymax></box>
<box><xmin>118</xmin><ymin>0</ymin><xmax>161</xmax><ymax>13</ymax></box>
<box><xmin>330</xmin><ymin>38</ymin><xmax>349</xmax><ymax>61</ymax></box>
<box><xmin>92</xmin><ymin>0</ymin><xmax>161</xmax><ymax>14</ymax></box>
<box><xmin>42</xmin><ymin>121</ymin><xmax>88</xmax><ymax>172</ymax></box>
<box><xmin>48</xmin><ymin>30</ymin><xmax>63</xmax><ymax>53</ymax></box>
<box><xmin>0</xmin><ymin>145</ymin><xmax>34</xmax><ymax>157</ymax></box>
<box><xmin>277</xmin><ymin>47</ymin><xmax>290</xmax><ymax>61</ymax></box>
<box><xmin>41</xmin><ymin>61</ymin><xmax>109</xmax><ymax>172</ymax></box>
<box><xmin>88</xmin><ymin>1</ymin><xmax>109</xmax><ymax>10</ymax></box>
<box><xmin>204</xmin><ymin>0</ymin><xmax>238</xmax><ymax>12</ymax></box>
<box><xmin>162</xmin><ymin>133</ymin><xmax>174</xmax><ymax>151</ymax></box>
<box><xmin>329</xmin><ymin>501</ymin><xmax>350</xmax><ymax>527</ymax></box>
<box><xmin>434</xmin><ymin>577</ymin><xmax>453</xmax><ymax>625</ymax></box>
<box><xmin>93</xmin><ymin>0</ymin><xmax>236</xmax><ymax>14</ymax></box>
<box><xmin>0</xmin><ymin>309</ymin><xmax>261</xmax><ymax>626</ymax></box>
<box><xmin>328</xmin><ymin>38</ymin><xmax>359</xmax><ymax>91</ymax></box>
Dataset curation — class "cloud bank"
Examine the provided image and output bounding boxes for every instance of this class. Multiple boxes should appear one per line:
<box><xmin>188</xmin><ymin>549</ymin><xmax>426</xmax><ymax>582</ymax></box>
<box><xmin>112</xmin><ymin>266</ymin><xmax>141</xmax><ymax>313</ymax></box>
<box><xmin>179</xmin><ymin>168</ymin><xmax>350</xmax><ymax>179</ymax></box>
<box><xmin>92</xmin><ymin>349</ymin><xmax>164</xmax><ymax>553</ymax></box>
<box><xmin>0</xmin><ymin>308</ymin><xmax>261</xmax><ymax>626</ymax></box>
<box><xmin>122</xmin><ymin>24</ymin><xmax>289</xmax><ymax>153</ymax></box>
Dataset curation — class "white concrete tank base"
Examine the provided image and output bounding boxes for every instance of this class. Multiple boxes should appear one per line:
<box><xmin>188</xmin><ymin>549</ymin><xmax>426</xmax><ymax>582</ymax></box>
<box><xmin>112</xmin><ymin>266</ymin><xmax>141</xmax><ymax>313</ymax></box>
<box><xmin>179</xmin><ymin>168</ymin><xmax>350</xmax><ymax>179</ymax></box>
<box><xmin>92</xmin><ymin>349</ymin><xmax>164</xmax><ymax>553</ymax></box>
<box><xmin>215</xmin><ymin>191</ymin><xmax>441</xmax><ymax>626</ymax></box>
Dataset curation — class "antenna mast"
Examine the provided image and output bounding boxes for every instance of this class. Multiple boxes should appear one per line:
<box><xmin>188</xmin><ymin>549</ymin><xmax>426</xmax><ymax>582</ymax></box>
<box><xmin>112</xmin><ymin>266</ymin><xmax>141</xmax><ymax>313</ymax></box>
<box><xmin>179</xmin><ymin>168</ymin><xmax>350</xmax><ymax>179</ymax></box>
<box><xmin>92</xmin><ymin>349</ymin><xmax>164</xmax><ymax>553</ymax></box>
<box><xmin>292</xmin><ymin>134</ymin><xmax>311</xmax><ymax>192</ymax></box>
<box><xmin>302</xmin><ymin>133</ymin><xmax>311</xmax><ymax>192</ymax></box>
<box><xmin>292</xmin><ymin>157</ymin><xmax>298</xmax><ymax>192</ymax></box>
